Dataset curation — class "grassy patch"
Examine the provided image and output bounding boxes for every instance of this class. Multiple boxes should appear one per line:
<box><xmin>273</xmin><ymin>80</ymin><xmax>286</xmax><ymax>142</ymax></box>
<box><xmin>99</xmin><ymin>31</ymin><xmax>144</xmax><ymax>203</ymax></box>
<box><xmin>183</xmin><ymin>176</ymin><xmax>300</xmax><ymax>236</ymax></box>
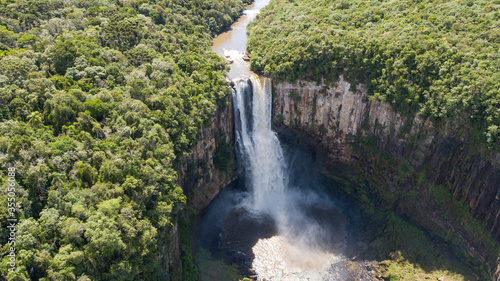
<box><xmin>372</xmin><ymin>213</ymin><xmax>483</xmax><ymax>281</ymax></box>
<box><xmin>194</xmin><ymin>248</ymin><xmax>244</xmax><ymax>281</ymax></box>
<box><xmin>380</xmin><ymin>259</ymin><xmax>474</xmax><ymax>281</ymax></box>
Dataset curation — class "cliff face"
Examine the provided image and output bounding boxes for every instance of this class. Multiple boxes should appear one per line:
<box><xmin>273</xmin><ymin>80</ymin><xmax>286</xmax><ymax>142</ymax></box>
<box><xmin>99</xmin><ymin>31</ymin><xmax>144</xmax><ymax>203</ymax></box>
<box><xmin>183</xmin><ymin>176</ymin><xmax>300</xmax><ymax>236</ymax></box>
<box><xmin>178</xmin><ymin>95</ymin><xmax>236</xmax><ymax>212</ymax></box>
<box><xmin>166</xmin><ymin>94</ymin><xmax>237</xmax><ymax>279</ymax></box>
<box><xmin>164</xmin><ymin>222</ymin><xmax>182</xmax><ymax>279</ymax></box>
<box><xmin>273</xmin><ymin>77</ymin><xmax>500</xmax><ymax>279</ymax></box>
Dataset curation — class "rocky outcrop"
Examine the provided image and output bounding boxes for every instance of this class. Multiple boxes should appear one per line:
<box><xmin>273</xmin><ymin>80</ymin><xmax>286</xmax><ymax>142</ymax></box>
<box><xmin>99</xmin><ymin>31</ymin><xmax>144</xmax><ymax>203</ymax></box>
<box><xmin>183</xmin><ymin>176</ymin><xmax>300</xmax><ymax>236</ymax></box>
<box><xmin>273</xmin><ymin>76</ymin><xmax>500</xmax><ymax>280</ymax></box>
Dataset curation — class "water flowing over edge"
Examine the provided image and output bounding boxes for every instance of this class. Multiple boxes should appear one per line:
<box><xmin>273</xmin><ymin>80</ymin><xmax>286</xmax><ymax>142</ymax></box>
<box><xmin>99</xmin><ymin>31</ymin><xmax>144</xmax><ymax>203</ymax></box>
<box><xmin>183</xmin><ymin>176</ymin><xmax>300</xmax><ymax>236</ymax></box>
<box><xmin>231</xmin><ymin>76</ymin><xmax>345</xmax><ymax>280</ymax></box>
<box><xmin>232</xmin><ymin>76</ymin><xmax>287</xmax><ymax>216</ymax></box>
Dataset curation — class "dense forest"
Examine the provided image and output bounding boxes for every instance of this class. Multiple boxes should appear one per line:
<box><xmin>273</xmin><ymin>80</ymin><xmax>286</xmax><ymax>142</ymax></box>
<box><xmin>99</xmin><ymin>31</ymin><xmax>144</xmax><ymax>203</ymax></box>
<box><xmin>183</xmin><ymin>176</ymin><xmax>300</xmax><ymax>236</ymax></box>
<box><xmin>247</xmin><ymin>0</ymin><xmax>500</xmax><ymax>146</ymax></box>
<box><xmin>0</xmin><ymin>0</ymin><xmax>251</xmax><ymax>279</ymax></box>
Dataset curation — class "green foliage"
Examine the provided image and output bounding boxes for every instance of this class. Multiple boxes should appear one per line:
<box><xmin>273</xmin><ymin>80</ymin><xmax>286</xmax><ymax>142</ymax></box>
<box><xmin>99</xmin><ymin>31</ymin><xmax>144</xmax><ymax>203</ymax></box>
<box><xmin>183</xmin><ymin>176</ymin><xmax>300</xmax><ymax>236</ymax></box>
<box><xmin>83</xmin><ymin>99</ymin><xmax>105</xmax><ymax>120</ymax></box>
<box><xmin>372</xmin><ymin>213</ymin><xmax>435</xmax><ymax>262</ymax></box>
<box><xmin>248</xmin><ymin>0</ymin><xmax>500</xmax><ymax>146</ymax></box>
<box><xmin>51</xmin><ymin>39</ymin><xmax>78</xmax><ymax>75</ymax></box>
<box><xmin>213</xmin><ymin>132</ymin><xmax>234</xmax><ymax>172</ymax></box>
<box><xmin>43</xmin><ymin>93</ymin><xmax>84</xmax><ymax>133</ymax></box>
<box><xmin>0</xmin><ymin>25</ymin><xmax>16</xmax><ymax>50</ymax></box>
<box><xmin>179</xmin><ymin>217</ymin><xmax>199</xmax><ymax>281</ymax></box>
<box><xmin>194</xmin><ymin>248</ymin><xmax>244</xmax><ymax>281</ymax></box>
<box><xmin>373</xmin><ymin>212</ymin><xmax>483</xmax><ymax>281</ymax></box>
<box><xmin>0</xmin><ymin>0</ymin><xmax>251</xmax><ymax>279</ymax></box>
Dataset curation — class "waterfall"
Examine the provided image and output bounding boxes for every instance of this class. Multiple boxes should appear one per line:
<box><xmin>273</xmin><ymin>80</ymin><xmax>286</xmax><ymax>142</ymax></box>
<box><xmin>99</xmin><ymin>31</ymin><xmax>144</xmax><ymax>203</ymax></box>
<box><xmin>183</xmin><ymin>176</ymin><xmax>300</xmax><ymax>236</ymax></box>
<box><xmin>232</xmin><ymin>76</ymin><xmax>287</xmax><ymax>216</ymax></box>
<box><xmin>199</xmin><ymin>1</ymin><xmax>354</xmax><ymax>279</ymax></box>
<box><xmin>231</xmin><ymin>76</ymin><xmax>345</xmax><ymax>280</ymax></box>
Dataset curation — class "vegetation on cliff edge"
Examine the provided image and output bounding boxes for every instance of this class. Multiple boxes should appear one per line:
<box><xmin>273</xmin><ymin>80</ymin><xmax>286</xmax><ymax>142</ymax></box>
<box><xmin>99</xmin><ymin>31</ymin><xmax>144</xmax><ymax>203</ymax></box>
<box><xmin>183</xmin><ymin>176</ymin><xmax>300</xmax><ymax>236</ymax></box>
<box><xmin>248</xmin><ymin>0</ymin><xmax>500</xmax><ymax>146</ymax></box>
<box><xmin>0</xmin><ymin>0</ymin><xmax>251</xmax><ymax>280</ymax></box>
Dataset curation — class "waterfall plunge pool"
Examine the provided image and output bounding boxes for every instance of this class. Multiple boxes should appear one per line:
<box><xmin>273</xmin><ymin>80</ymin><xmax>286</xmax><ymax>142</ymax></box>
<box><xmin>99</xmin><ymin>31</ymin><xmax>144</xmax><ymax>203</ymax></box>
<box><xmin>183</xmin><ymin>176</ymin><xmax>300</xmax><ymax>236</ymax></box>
<box><xmin>194</xmin><ymin>138</ymin><xmax>376</xmax><ymax>281</ymax></box>
<box><xmin>193</xmin><ymin>128</ymin><xmax>483</xmax><ymax>281</ymax></box>
<box><xmin>192</xmin><ymin>78</ymin><xmax>482</xmax><ymax>281</ymax></box>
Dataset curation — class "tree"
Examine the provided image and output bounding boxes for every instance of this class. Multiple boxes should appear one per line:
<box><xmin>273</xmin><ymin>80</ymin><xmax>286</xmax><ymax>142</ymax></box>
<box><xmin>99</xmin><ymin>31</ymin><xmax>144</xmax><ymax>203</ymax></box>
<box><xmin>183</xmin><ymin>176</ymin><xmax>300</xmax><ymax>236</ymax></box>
<box><xmin>27</xmin><ymin>111</ymin><xmax>43</xmax><ymax>127</ymax></box>
<box><xmin>0</xmin><ymin>0</ymin><xmax>251</xmax><ymax>279</ymax></box>
<box><xmin>0</xmin><ymin>25</ymin><xmax>16</xmax><ymax>50</ymax></box>
<box><xmin>43</xmin><ymin>93</ymin><xmax>83</xmax><ymax>133</ymax></box>
<box><xmin>51</xmin><ymin>40</ymin><xmax>77</xmax><ymax>75</ymax></box>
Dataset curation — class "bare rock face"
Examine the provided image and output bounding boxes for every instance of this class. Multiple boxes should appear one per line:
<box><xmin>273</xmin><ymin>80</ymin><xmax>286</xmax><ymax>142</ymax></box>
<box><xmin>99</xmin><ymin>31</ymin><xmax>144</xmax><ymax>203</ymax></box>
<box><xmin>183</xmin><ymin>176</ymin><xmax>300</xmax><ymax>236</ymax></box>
<box><xmin>274</xmin><ymin>77</ymin><xmax>429</xmax><ymax>164</ymax></box>
<box><xmin>273</xmin><ymin>76</ymin><xmax>500</xmax><ymax>280</ymax></box>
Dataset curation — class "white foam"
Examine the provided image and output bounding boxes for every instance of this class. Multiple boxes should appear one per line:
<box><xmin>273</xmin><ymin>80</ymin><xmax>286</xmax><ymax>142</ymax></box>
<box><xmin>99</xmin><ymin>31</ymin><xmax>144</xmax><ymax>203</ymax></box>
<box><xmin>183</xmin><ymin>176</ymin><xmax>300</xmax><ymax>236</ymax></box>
<box><xmin>252</xmin><ymin>235</ymin><xmax>339</xmax><ymax>281</ymax></box>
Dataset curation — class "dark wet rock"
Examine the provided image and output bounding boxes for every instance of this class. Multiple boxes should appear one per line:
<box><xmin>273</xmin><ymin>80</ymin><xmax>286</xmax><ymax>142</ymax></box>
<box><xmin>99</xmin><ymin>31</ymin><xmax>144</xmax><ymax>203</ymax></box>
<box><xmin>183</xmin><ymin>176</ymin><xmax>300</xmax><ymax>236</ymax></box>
<box><xmin>219</xmin><ymin>207</ymin><xmax>277</xmax><ymax>264</ymax></box>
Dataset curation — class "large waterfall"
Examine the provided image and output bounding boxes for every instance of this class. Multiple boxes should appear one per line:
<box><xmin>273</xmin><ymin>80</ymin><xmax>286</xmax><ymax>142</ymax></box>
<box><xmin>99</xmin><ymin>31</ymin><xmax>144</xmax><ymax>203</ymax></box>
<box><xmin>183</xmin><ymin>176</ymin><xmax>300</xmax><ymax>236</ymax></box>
<box><xmin>195</xmin><ymin>0</ymin><xmax>479</xmax><ymax>279</ymax></box>
<box><xmin>232</xmin><ymin>77</ymin><xmax>287</xmax><ymax>216</ymax></box>
<box><xmin>230</xmin><ymin>76</ymin><xmax>347</xmax><ymax>280</ymax></box>
<box><xmin>199</xmin><ymin>1</ymin><xmax>353</xmax><ymax>280</ymax></box>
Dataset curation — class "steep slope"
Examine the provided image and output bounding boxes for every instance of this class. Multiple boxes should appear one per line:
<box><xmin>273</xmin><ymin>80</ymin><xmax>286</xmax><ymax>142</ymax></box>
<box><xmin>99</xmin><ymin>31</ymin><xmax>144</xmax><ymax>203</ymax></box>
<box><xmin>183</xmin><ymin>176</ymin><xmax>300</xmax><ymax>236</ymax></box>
<box><xmin>272</xmin><ymin>78</ymin><xmax>500</xmax><ymax>279</ymax></box>
<box><xmin>248</xmin><ymin>0</ymin><xmax>500</xmax><ymax>146</ymax></box>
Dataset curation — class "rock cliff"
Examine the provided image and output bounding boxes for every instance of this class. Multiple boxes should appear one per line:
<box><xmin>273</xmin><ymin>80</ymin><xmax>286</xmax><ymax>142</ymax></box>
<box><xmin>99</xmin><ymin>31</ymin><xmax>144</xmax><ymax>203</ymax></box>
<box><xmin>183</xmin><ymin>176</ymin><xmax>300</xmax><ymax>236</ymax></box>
<box><xmin>273</xmin><ymin>77</ymin><xmax>500</xmax><ymax>280</ymax></box>
<box><xmin>167</xmin><ymin>94</ymin><xmax>237</xmax><ymax>279</ymax></box>
<box><xmin>178</xmin><ymin>95</ymin><xmax>236</xmax><ymax>212</ymax></box>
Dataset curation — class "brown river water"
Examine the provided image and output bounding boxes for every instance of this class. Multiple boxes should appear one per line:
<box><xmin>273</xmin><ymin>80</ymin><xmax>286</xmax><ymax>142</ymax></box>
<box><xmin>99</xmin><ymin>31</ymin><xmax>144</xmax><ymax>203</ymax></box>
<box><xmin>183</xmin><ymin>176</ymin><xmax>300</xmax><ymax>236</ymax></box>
<box><xmin>211</xmin><ymin>0</ymin><xmax>270</xmax><ymax>79</ymax></box>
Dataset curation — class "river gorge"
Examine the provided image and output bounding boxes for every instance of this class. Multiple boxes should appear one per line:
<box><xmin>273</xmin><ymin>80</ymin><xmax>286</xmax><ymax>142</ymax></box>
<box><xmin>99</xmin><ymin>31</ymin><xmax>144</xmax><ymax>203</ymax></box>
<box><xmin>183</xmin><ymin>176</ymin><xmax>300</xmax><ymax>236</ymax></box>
<box><xmin>2</xmin><ymin>0</ymin><xmax>498</xmax><ymax>280</ymax></box>
<box><xmin>176</xmin><ymin>0</ymin><xmax>500</xmax><ymax>280</ymax></box>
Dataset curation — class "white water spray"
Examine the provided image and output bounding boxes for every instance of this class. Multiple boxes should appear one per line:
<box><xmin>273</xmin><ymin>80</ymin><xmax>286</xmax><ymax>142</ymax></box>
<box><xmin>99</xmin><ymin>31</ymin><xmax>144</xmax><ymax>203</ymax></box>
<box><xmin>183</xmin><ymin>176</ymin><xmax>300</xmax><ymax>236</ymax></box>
<box><xmin>232</xmin><ymin>76</ymin><xmax>346</xmax><ymax>280</ymax></box>
<box><xmin>203</xmin><ymin>0</ymin><xmax>358</xmax><ymax>280</ymax></box>
<box><xmin>232</xmin><ymin>76</ymin><xmax>287</xmax><ymax>216</ymax></box>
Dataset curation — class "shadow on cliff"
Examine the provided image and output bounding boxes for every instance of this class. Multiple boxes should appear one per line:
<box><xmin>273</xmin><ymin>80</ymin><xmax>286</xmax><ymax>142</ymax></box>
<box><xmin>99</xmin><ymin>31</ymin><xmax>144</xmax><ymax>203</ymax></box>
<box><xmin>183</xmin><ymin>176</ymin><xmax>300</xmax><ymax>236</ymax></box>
<box><xmin>279</xmin><ymin>127</ymin><xmax>488</xmax><ymax>280</ymax></box>
<box><xmin>323</xmin><ymin>168</ymin><xmax>486</xmax><ymax>281</ymax></box>
<box><xmin>193</xmin><ymin>133</ymin><xmax>485</xmax><ymax>280</ymax></box>
<box><xmin>194</xmin><ymin>178</ymin><xmax>273</xmax><ymax>279</ymax></box>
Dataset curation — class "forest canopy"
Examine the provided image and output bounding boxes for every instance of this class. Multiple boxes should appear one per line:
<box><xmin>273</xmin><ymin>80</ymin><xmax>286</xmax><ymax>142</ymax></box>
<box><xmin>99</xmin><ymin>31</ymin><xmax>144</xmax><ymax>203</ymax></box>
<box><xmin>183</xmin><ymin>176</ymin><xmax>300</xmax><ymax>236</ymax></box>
<box><xmin>247</xmin><ymin>0</ymin><xmax>500</xmax><ymax>145</ymax></box>
<box><xmin>0</xmin><ymin>0</ymin><xmax>250</xmax><ymax>280</ymax></box>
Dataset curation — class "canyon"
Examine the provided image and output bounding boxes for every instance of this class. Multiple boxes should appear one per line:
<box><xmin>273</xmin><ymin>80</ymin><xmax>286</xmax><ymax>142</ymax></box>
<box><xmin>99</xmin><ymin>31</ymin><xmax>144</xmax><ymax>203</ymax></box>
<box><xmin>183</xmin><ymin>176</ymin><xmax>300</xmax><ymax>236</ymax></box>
<box><xmin>272</xmin><ymin>77</ymin><xmax>500</xmax><ymax>280</ymax></box>
<box><xmin>171</xmin><ymin>0</ymin><xmax>500</xmax><ymax>280</ymax></box>
<box><xmin>175</xmin><ymin>75</ymin><xmax>500</xmax><ymax>280</ymax></box>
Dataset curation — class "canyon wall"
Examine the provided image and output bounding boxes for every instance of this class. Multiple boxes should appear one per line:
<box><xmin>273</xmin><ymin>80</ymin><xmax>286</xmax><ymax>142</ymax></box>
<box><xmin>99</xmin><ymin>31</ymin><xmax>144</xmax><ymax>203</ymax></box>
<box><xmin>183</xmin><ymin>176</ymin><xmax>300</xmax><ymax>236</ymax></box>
<box><xmin>177</xmin><ymin>95</ymin><xmax>236</xmax><ymax>212</ymax></box>
<box><xmin>272</xmin><ymin>77</ymin><xmax>500</xmax><ymax>279</ymax></box>
<box><xmin>166</xmin><ymin>94</ymin><xmax>237</xmax><ymax>279</ymax></box>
